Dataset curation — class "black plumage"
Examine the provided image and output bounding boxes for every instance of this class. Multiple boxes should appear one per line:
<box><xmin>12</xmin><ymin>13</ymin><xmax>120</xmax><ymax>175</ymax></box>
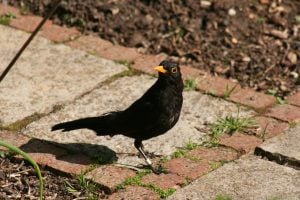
<box><xmin>51</xmin><ymin>60</ymin><xmax>183</xmax><ymax>172</ymax></box>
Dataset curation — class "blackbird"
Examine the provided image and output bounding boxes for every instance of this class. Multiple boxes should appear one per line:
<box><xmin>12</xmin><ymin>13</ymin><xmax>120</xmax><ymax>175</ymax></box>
<box><xmin>51</xmin><ymin>60</ymin><xmax>183</xmax><ymax>172</ymax></box>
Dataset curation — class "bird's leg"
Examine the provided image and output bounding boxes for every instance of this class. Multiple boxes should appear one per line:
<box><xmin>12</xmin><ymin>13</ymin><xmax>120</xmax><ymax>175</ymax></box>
<box><xmin>134</xmin><ymin>140</ymin><xmax>152</xmax><ymax>166</ymax></box>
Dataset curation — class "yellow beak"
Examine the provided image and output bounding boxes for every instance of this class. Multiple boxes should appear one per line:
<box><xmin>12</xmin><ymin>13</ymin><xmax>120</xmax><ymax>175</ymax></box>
<box><xmin>154</xmin><ymin>66</ymin><xmax>167</xmax><ymax>74</ymax></box>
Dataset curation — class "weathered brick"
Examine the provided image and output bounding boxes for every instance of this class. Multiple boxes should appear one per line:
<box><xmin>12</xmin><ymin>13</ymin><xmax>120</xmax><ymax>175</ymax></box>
<box><xmin>197</xmin><ymin>75</ymin><xmax>241</xmax><ymax>97</ymax></box>
<box><xmin>180</xmin><ymin>65</ymin><xmax>206</xmax><ymax>81</ymax></box>
<box><xmin>0</xmin><ymin>131</ymin><xmax>31</xmax><ymax>151</ymax></box>
<box><xmin>287</xmin><ymin>91</ymin><xmax>300</xmax><ymax>107</ymax></box>
<box><xmin>10</xmin><ymin>15</ymin><xmax>52</xmax><ymax>33</ymax></box>
<box><xmin>220</xmin><ymin>133</ymin><xmax>263</xmax><ymax>154</ymax></box>
<box><xmin>250</xmin><ymin>116</ymin><xmax>289</xmax><ymax>139</ymax></box>
<box><xmin>66</xmin><ymin>34</ymin><xmax>113</xmax><ymax>55</ymax></box>
<box><xmin>267</xmin><ymin>104</ymin><xmax>300</xmax><ymax>123</ymax></box>
<box><xmin>17</xmin><ymin>139</ymin><xmax>67</xmax><ymax>166</ymax></box>
<box><xmin>186</xmin><ymin>146</ymin><xmax>238</xmax><ymax>162</ymax></box>
<box><xmin>132</xmin><ymin>53</ymin><xmax>168</xmax><ymax>75</ymax></box>
<box><xmin>109</xmin><ymin>186</ymin><xmax>159</xmax><ymax>200</ymax></box>
<box><xmin>163</xmin><ymin>158</ymin><xmax>210</xmax><ymax>180</ymax></box>
<box><xmin>41</xmin><ymin>24</ymin><xmax>81</xmax><ymax>42</ymax></box>
<box><xmin>0</xmin><ymin>4</ymin><xmax>20</xmax><ymax>17</ymax></box>
<box><xmin>229</xmin><ymin>88</ymin><xmax>276</xmax><ymax>111</ymax></box>
<box><xmin>99</xmin><ymin>45</ymin><xmax>141</xmax><ymax>62</ymax></box>
<box><xmin>141</xmin><ymin>173</ymin><xmax>185</xmax><ymax>189</ymax></box>
<box><xmin>85</xmin><ymin>165</ymin><xmax>136</xmax><ymax>191</ymax></box>
<box><xmin>49</xmin><ymin>154</ymin><xmax>92</xmax><ymax>175</ymax></box>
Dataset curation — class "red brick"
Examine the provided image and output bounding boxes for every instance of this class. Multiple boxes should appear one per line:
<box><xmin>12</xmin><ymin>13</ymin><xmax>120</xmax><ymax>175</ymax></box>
<box><xmin>267</xmin><ymin>104</ymin><xmax>300</xmax><ymax>123</ymax></box>
<box><xmin>10</xmin><ymin>15</ymin><xmax>52</xmax><ymax>33</ymax></box>
<box><xmin>109</xmin><ymin>186</ymin><xmax>159</xmax><ymax>200</ymax></box>
<box><xmin>180</xmin><ymin>65</ymin><xmax>206</xmax><ymax>81</ymax></box>
<box><xmin>41</xmin><ymin>24</ymin><xmax>81</xmax><ymax>42</ymax></box>
<box><xmin>229</xmin><ymin>88</ymin><xmax>276</xmax><ymax>111</ymax></box>
<box><xmin>0</xmin><ymin>131</ymin><xmax>30</xmax><ymax>151</ymax></box>
<box><xmin>66</xmin><ymin>34</ymin><xmax>113</xmax><ymax>54</ymax></box>
<box><xmin>85</xmin><ymin>165</ymin><xmax>136</xmax><ymax>191</ymax></box>
<box><xmin>49</xmin><ymin>154</ymin><xmax>92</xmax><ymax>175</ymax></box>
<box><xmin>197</xmin><ymin>75</ymin><xmax>241</xmax><ymax>97</ymax></box>
<box><xmin>250</xmin><ymin>116</ymin><xmax>289</xmax><ymax>139</ymax></box>
<box><xmin>99</xmin><ymin>45</ymin><xmax>141</xmax><ymax>62</ymax></box>
<box><xmin>220</xmin><ymin>133</ymin><xmax>263</xmax><ymax>154</ymax></box>
<box><xmin>163</xmin><ymin>158</ymin><xmax>210</xmax><ymax>180</ymax></box>
<box><xmin>141</xmin><ymin>173</ymin><xmax>185</xmax><ymax>189</ymax></box>
<box><xmin>186</xmin><ymin>146</ymin><xmax>238</xmax><ymax>162</ymax></box>
<box><xmin>287</xmin><ymin>92</ymin><xmax>300</xmax><ymax>107</ymax></box>
<box><xmin>0</xmin><ymin>4</ymin><xmax>20</xmax><ymax>17</ymax></box>
<box><xmin>132</xmin><ymin>53</ymin><xmax>168</xmax><ymax>75</ymax></box>
<box><xmin>17</xmin><ymin>139</ymin><xmax>67</xmax><ymax>166</ymax></box>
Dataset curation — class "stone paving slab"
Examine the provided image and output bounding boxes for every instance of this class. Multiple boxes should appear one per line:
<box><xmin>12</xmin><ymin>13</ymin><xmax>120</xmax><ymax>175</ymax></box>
<box><xmin>23</xmin><ymin>75</ymin><xmax>253</xmax><ymax>167</ymax></box>
<box><xmin>168</xmin><ymin>155</ymin><xmax>300</xmax><ymax>200</ymax></box>
<box><xmin>255</xmin><ymin>125</ymin><xmax>300</xmax><ymax>169</ymax></box>
<box><xmin>0</xmin><ymin>25</ymin><xmax>126</xmax><ymax>125</ymax></box>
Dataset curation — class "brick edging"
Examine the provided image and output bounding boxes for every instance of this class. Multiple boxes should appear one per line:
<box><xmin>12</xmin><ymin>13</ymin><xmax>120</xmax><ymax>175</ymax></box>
<box><xmin>1</xmin><ymin>3</ymin><xmax>299</xmax><ymax>199</ymax></box>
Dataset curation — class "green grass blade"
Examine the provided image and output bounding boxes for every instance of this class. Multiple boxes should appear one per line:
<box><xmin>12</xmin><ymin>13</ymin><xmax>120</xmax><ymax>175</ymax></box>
<box><xmin>0</xmin><ymin>140</ymin><xmax>43</xmax><ymax>200</ymax></box>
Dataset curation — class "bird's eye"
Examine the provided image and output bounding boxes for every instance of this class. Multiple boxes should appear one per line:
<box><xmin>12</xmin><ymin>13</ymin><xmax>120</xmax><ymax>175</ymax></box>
<box><xmin>171</xmin><ymin>67</ymin><xmax>177</xmax><ymax>73</ymax></box>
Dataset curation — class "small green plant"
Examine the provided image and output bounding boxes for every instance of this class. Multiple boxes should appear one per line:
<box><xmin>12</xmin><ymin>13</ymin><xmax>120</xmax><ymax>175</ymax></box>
<box><xmin>0</xmin><ymin>12</ymin><xmax>16</xmax><ymax>25</ymax></box>
<box><xmin>204</xmin><ymin>109</ymin><xmax>254</xmax><ymax>146</ymax></box>
<box><xmin>223</xmin><ymin>84</ymin><xmax>238</xmax><ymax>98</ymax></box>
<box><xmin>0</xmin><ymin>140</ymin><xmax>43</xmax><ymax>199</ymax></box>
<box><xmin>184</xmin><ymin>78</ymin><xmax>197</xmax><ymax>91</ymax></box>
<box><xmin>116</xmin><ymin>169</ymin><xmax>174</xmax><ymax>198</ymax></box>
<box><xmin>171</xmin><ymin>140</ymin><xmax>199</xmax><ymax>158</ymax></box>
<box><xmin>256</xmin><ymin>17</ymin><xmax>266</xmax><ymax>24</ymax></box>
<box><xmin>295</xmin><ymin>15</ymin><xmax>300</xmax><ymax>24</ymax></box>
<box><xmin>266</xmin><ymin>89</ymin><xmax>286</xmax><ymax>105</ymax></box>
<box><xmin>215</xmin><ymin>194</ymin><xmax>233</xmax><ymax>200</ymax></box>
<box><xmin>116</xmin><ymin>60</ymin><xmax>132</xmax><ymax>68</ymax></box>
<box><xmin>210</xmin><ymin>161</ymin><xmax>222</xmax><ymax>170</ymax></box>
<box><xmin>65</xmin><ymin>173</ymin><xmax>98</xmax><ymax>199</ymax></box>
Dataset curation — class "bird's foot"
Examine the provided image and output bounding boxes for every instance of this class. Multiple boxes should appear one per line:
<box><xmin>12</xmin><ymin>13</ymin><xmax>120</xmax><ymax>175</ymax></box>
<box><xmin>150</xmin><ymin>164</ymin><xmax>168</xmax><ymax>175</ymax></box>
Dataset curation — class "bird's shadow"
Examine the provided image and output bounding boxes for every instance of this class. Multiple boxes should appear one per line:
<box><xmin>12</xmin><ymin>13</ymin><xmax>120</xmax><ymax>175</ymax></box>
<box><xmin>18</xmin><ymin>138</ymin><xmax>118</xmax><ymax>166</ymax></box>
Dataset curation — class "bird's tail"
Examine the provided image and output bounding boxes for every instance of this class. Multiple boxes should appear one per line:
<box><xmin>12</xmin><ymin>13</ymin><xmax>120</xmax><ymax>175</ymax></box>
<box><xmin>51</xmin><ymin>112</ymin><xmax>120</xmax><ymax>135</ymax></box>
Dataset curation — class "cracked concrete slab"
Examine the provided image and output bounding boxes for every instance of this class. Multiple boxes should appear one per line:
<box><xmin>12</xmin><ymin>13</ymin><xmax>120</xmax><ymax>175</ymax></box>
<box><xmin>255</xmin><ymin>125</ymin><xmax>300</xmax><ymax>169</ymax></box>
<box><xmin>23</xmin><ymin>75</ymin><xmax>253</xmax><ymax>166</ymax></box>
<box><xmin>0</xmin><ymin>25</ymin><xmax>126</xmax><ymax>125</ymax></box>
<box><xmin>168</xmin><ymin>155</ymin><xmax>300</xmax><ymax>200</ymax></box>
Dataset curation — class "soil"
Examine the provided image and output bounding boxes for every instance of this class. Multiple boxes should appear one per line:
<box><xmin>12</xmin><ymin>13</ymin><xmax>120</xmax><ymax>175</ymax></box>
<box><xmin>7</xmin><ymin>0</ymin><xmax>300</xmax><ymax>98</ymax></box>
<box><xmin>0</xmin><ymin>156</ymin><xmax>108</xmax><ymax>199</ymax></box>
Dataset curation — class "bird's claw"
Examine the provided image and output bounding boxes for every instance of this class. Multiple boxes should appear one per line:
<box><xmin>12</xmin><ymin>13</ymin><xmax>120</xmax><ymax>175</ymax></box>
<box><xmin>150</xmin><ymin>164</ymin><xmax>168</xmax><ymax>175</ymax></box>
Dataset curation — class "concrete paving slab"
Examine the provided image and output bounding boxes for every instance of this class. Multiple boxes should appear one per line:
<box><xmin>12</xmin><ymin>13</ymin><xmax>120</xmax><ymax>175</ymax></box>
<box><xmin>255</xmin><ymin>125</ymin><xmax>300</xmax><ymax>169</ymax></box>
<box><xmin>0</xmin><ymin>25</ymin><xmax>126</xmax><ymax>125</ymax></box>
<box><xmin>168</xmin><ymin>155</ymin><xmax>300</xmax><ymax>200</ymax></box>
<box><xmin>23</xmin><ymin>75</ymin><xmax>253</xmax><ymax>167</ymax></box>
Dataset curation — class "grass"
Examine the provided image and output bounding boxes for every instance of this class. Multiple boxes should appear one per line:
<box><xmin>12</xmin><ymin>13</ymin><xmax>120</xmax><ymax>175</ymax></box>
<box><xmin>115</xmin><ymin>59</ymin><xmax>132</xmax><ymax>68</ymax></box>
<box><xmin>184</xmin><ymin>77</ymin><xmax>197</xmax><ymax>91</ymax></box>
<box><xmin>256</xmin><ymin>16</ymin><xmax>266</xmax><ymax>24</ymax></box>
<box><xmin>0</xmin><ymin>113</ymin><xmax>44</xmax><ymax>132</ymax></box>
<box><xmin>65</xmin><ymin>173</ymin><xmax>98</xmax><ymax>199</ymax></box>
<box><xmin>203</xmin><ymin>109</ymin><xmax>254</xmax><ymax>146</ymax></box>
<box><xmin>215</xmin><ymin>194</ymin><xmax>233</xmax><ymax>200</ymax></box>
<box><xmin>0</xmin><ymin>12</ymin><xmax>16</xmax><ymax>25</ymax></box>
<box><xmin>115</xmin><ymin>169</ymin><xmax>176</xmax><ymax>199</ymax></box>
<box><xmin>171</xmin><ymin>140</ymin><xmax>199</xmax><ymax>159</ymax></box>
<box><xmin>0</xmin><ymin>141</ymin><xmax>43</xmax><ymax>200</ymax></box>
<box><xmin>266</xmin><ymin>89</ymin><xmax>287</xmax><ymax>105</ymax></box>
<box><xmin>223</xmin><ymin>84</ymin><xmax>238</xmax><ymax>98</ymax></box>
<box><xmin>295</xmin><ymin>15</ymin><xmax>300</xmax><ymax>24</ymax></box>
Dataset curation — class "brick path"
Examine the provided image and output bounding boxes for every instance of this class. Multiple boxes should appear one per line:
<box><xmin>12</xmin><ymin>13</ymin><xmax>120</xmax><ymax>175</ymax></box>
<box><xmin>0</xmin><ymin>4</ymin><xmax>299</xmax><ymax>199</ymax></box>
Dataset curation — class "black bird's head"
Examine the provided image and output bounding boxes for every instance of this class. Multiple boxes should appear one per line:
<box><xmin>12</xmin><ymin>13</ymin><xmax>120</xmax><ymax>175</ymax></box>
<box><xmin>154</xmin><ymin>60</ymin><xmax>181</xmax><ymax>79</ymax></box>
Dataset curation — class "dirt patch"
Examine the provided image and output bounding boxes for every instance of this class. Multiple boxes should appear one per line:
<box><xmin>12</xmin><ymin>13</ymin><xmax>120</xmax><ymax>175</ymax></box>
<box><xmin>0</xmin><ymin>157</ymin><xmax>108</xmax><ymax>199</ymax></box>
<box><xmin>7</xmin><ymin>0</ymin><xmax>300</xmax><ymax>97</ymax></box>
